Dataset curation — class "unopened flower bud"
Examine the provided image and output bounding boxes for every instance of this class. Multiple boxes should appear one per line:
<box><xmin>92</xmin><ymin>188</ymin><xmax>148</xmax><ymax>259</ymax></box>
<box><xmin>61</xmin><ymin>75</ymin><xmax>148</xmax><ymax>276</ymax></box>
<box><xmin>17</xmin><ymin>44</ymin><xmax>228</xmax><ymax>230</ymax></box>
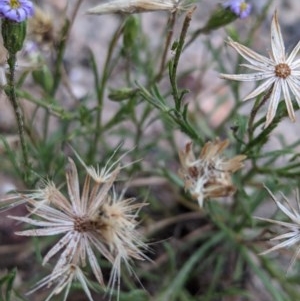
<box><xmin>1</xmin><ymin>19</ymin><xmax>27</xmax><ymax>54</ymax></box>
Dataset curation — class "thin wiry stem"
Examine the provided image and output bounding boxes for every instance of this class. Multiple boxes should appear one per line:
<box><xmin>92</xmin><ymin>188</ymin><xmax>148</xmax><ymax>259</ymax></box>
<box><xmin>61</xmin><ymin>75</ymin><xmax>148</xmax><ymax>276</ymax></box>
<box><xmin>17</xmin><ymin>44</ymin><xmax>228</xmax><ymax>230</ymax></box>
<box><xmin>6</xmin><ymin>53</ymin><xmax>31</xmax><ymax>183</ymax></box>
<box><xmin>169</xmin><ymin>6</ymin><xmax>196</xmax><ymax>111</ymax></box>
<box><xmin>155</xmin><ymin>10</ymin><xmax>177</xmax><ymax>82</ymax></box>
<box><xmin>87</xmin><ymin>21</ymin><xmax>125</xmax><ymax>163</ymax></box>
<box><xmin>248</xmin><ymin>85</ymin><xmax>273</xmax><ymax>140</ymax></box>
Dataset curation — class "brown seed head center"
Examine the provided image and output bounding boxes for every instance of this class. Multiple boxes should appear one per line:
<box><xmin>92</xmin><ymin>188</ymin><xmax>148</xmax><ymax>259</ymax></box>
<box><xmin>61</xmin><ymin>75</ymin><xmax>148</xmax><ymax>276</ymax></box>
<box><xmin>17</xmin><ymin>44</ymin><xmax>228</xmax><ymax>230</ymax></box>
<box><xmin>188</xmin><ymin>166</ymin><xmax>199</xmax><ymax>179</ymax></box>
<box><xmin>275</xmin><ymin>63</ymin><xmax>291</xmax><ymax>79</ymax></box>
<box><xmin>74</xmin><ymin>216</ymin><xmax>97</xmax><ymax>232</ymax></box>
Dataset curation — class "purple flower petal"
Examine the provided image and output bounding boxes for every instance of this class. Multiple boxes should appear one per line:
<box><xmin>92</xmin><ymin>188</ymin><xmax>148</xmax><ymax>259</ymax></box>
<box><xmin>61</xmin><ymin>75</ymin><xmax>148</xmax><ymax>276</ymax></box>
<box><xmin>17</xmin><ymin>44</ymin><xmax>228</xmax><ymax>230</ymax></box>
<box><xmin>0</xmin><ymin>0</ymin><xmax>34</xmax><ymax>22</ymax></box>
<box><xmin>223</xmin><ymin>0</ymin><xmax>251</xmax><ymax>19</ymax></box>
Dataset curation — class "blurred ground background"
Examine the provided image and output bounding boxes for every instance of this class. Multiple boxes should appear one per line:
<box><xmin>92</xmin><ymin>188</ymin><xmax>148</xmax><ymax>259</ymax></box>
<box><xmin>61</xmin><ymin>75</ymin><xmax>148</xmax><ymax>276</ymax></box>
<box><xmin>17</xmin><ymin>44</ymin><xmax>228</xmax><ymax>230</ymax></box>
<box><xmin>1</xmin><ymin>0</ymin><xmax>300</xmax><ymax>300</ymax></box>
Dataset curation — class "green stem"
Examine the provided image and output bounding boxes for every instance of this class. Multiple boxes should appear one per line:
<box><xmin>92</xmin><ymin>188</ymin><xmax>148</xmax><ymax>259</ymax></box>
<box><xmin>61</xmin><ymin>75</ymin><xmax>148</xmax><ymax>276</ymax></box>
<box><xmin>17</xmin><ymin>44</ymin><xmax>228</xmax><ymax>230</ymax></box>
<box><xmin>247</xmin><ymin>86</ymin><xmax>273</xmax><ymax>140</ymax></box>
<box><xmin>155</xmin><ymin>11</ymin><xmax>177</xmax><ymax>82</ymax></box>
<box><xmin>88</xmin><ymin>21</ymin><xmax>125</xmax><ymax>162</ymax></box>
<box><xmin>6</xmin><ymin>53</ymin><xmax>30</xmax><ymax>182</ymax></box>
<box><xmin>42</xmin><ymin>0</ymin><xmax>83</xmax><ymax>141</ymax></box>
<box><xmin>17</xmin><ymin>90</ymin><xmax>75</xmax><ymax>120</ymax></box>
<box><xmin>52</xmin><ymin>0</ymin><xmax>83</xmax><ymax>95</ymax></box>
<box><xmin>170</xmin><ymin>6</ymin><xmax>196</xmax><ymax>111</ymax></box>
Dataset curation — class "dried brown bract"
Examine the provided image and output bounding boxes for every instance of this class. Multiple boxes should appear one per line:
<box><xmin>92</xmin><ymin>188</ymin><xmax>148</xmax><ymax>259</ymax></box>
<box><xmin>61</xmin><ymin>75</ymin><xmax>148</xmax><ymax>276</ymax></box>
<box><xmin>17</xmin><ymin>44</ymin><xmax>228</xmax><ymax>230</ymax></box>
<box><xmin>178</xmin><ymin>139</ymin><xmax>246</xmax><ymax>207</ymax></box>
<box><xmin>256</xmin><ymin>187</ymin><xmax>300</xmax><ymax>274</ymax></box>
<box><xmin>220</xmin><ymin>11</ymin><xmax>300</xmax><ymax>128</ymax></box>
<box><xmin>28</xmin><ymin>6</ymin><xmax>55</xmax><ymax>47</ymax></box>
<box><xmin>86</xmin><ymin>0</ymin><xmax>184</xmax><ymax>15</ymax></box>
<box><xmin>8</xmin><ymin>157</ymin><xmax>147</xmax><ymax>300</ymax></box>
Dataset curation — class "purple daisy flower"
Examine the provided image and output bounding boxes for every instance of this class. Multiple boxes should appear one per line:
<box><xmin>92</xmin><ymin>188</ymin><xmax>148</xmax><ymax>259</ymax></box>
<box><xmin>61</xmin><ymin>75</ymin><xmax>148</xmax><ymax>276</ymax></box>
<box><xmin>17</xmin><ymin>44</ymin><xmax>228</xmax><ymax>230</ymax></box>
<box><xmin>223</xmin><ymin>0</ymin><xmax>251</xmax><ymax>19</ymax></box>
<box><xmin>0</xmin><ymin>0</ymin><xmax>34</xmax><ymax>22</ymax></box>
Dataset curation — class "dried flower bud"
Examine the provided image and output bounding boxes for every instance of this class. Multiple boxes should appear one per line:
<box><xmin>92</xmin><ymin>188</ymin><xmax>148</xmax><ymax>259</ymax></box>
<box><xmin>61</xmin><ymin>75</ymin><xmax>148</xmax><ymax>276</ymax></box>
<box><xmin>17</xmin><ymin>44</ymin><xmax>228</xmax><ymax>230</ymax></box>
<box><xmin>8</xmin><ymin>155</ymin><xmax>147</xmax><ymax>300</ymax></box>
<box><xmin>86</xmin><ymin>0</ymin><xmax>183</xmax><ymax>15</ymax></box>
<box><xmin>28</xmin><ymin>6</ymin><xmax>55</xmax><ymax>47</ymax></box>
<box><xmin>178</xmin><ymin>139</ymin><xmax>246</xmax><ymax>207</ymax></box>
